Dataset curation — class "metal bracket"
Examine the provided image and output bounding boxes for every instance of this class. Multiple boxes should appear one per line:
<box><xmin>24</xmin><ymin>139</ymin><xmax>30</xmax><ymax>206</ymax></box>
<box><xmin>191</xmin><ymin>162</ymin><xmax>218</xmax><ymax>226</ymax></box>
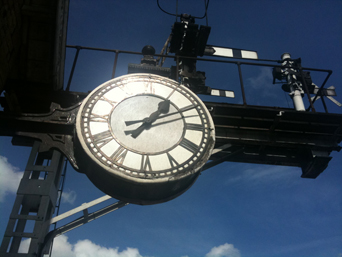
<box><xmin>40</xmin><ymin>195</ymin><xmax>128</xmax><ymax>255</ymax></box>
<box><xmin>311</xmin><ymin>85</ymin><xmax>341</xmax><ymax>107</ymax></box>
<box><xmin>0</xmin><ymin>102</ymin><xmax>82</xmax><ymax>169</ymax></box>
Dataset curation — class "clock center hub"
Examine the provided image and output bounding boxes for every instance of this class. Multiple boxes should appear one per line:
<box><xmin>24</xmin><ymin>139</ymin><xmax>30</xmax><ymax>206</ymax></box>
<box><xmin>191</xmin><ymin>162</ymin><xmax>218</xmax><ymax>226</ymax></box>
<box><xmin>110</xmin><ymin>95</ymin><xmax>184</xmax><ymax>154</ymax></box>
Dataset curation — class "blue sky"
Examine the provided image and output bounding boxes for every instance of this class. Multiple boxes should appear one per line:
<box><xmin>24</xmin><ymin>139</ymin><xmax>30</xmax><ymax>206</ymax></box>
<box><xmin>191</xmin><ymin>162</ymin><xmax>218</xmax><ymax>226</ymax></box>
<box><xmin>1</xmin><ymin>1</ymin><xmax>342</xmax><ymax>256</ymax></box>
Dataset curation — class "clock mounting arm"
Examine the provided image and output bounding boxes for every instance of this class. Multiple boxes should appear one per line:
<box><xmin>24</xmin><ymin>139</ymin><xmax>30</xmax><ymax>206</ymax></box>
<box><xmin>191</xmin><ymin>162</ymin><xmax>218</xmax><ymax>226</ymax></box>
<box><xmin>0</xmin><ymin>102</ymin><xmax>82</xmax><ymax>170</ymax></box>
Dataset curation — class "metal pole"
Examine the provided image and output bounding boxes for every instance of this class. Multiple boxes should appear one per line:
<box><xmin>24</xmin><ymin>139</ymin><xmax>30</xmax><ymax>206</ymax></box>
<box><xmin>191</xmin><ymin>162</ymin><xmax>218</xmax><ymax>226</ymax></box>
<box><xmin>307</xmin><ymin>71</ymin><xmax>332</xmax><ymax>112</ymax></box>
<box><xmin>111</xmin><ymin>50</ymin><xmax>119</xmax><ymax>79</ymax></box>
<box><xmin>281</xmin><ymin>53</ymin><xmax>305</xmax><ymax>111</ymax></box>
<box><xmin>176</xmin><ymin>56</ymin><xmax>179</xmax><ymax>82</ymax></box>
<box><xmin>298</xmin><ymin>65</ymin><xmax>315</xmax><ymax>112</ymax></box>
<box><xmin>65</xmin><ymin>46</ymin><xmax>81</xmax><ymax>91</ymax></box>
<box><xmin>237</xmin><ymin>63</ymin><xmax>247</xmax><ymax>105</ymax></box>
<box><xmin>321</xmin><ymin>96</ymin><xmax>328</xmax><ymax>113</ymax></box>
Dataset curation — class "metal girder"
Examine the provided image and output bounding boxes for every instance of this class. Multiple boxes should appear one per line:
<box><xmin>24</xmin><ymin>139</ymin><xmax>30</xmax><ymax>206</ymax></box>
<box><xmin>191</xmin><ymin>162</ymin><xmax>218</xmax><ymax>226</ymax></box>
<box><xmin>0</xmin><ymin>142</ymin><xmax>65</xmax><ymax>256</ymax></box>
<box><xmin>1</xmin><ymin>98</ymin><xmax>341</xmax><ymax>179</ymax></box>
<box><xmin>206</xmin><ymin>102</ymin><xmax>342</xmax><ymax>178</ymax></box>
<box><xmin>40</xmin><ymin>197</ymin><xmax>128</xmax><ymax>255</ymax></box>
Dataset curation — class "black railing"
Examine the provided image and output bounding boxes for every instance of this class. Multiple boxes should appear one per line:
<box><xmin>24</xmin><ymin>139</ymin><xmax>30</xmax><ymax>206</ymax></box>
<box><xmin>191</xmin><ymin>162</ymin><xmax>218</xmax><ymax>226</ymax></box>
<box><xmin>65</xmin><ymin>45</ymin><xmax>333</xmax><ymax>113</ymax></box>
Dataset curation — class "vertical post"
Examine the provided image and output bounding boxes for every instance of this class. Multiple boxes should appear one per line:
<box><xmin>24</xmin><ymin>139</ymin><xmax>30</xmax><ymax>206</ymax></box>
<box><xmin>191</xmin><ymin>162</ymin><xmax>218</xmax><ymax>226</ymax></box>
<box><xmin>111</xmin><ymin>51</ymin><xmax>119</xmax><ymax>79</ymax></box>
<box><xmin>0</xmin><ymin>141</ymin><xmax>65</xmax><ymax>257</ymax></box>
<box><xmin>176</xmin><ymin>56</ymin><xmax>179</xmax><ymax>82</ymax></box>
<box><xmin>237</xmin><ymin>63</ymin><xmax>247</xmax><ymax>105</ymax></box>
<box><xmin>281</xmin><ymin>53</ymin><xmax>305</xmax><ymax>111</ymax></box>
<box><xmin>298</xmin><ymin>65</ymin><xmax>315</xmax><ymax>112</ymax></box>
<box><xmin>321</xmin><ymin>96</ymin><xmax>328</xmax><ymax>113</ymax></box>
<box><xmin>65</xmin><ymin>46</ymin><xmax>81</xmax><ymax>91</ymax></box>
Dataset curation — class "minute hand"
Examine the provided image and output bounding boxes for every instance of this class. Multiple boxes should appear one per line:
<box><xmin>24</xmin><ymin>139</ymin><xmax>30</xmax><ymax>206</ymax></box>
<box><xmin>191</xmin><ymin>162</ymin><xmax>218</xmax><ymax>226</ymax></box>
<box><xmin>125</xmin><ymin>115</ymin><xmax>198</xmax><ymax>135</ymax></box>
<box><xmin>130</xmin><ymin>100</ymin><xmax>170</xmax><ymax>138</ymax></box>
<box><xmin>125</xmin><ymin>104</ymin><xmax>199</xmax><ymax>126</ymax></box>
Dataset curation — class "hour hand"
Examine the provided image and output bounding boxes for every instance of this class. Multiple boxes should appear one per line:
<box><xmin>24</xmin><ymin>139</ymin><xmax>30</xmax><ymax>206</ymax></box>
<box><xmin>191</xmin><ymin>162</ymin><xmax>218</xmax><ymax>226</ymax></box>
<box><xmin>125</xmin><ymin>100</ymin><xmax>170</xmax><ymax>138</ymax></box>
<box><xmin>145</xmin><ymin>100</ymin><xmax>170</xmax><ymax>123</ymax></box>
<box><xmin>125</xmin><ymin>100</ymin><xmax>170</xmax><ymax>126</ymax></box>
<box><xmin>158</xmin><ymin>100</ymin><xmax>170</xmax><ymax>114</ymax></box>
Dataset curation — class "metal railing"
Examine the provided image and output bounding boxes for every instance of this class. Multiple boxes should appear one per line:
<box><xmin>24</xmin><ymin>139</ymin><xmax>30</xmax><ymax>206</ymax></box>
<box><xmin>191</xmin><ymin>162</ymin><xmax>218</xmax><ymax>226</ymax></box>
<box><xmin>65</xmin><ymin>45</ymin><xmax>333</xmax><ymax>113</ymax></box>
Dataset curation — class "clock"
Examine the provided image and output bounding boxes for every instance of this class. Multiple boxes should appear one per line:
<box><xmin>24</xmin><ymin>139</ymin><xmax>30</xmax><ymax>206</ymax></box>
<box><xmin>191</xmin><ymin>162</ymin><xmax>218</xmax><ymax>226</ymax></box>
<box><xmin>75</xmin><ymin>73</ymin><xmax>215</xmax><ymax>205</ymax></box>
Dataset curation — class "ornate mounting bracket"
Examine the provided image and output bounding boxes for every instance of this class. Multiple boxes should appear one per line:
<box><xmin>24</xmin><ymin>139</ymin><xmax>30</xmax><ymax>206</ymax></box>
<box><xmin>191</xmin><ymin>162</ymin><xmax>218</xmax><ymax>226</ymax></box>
<box><xmin>0</xmin><ymin>102</ymin><xmax>82</xmax><ymax>170</ymax></box>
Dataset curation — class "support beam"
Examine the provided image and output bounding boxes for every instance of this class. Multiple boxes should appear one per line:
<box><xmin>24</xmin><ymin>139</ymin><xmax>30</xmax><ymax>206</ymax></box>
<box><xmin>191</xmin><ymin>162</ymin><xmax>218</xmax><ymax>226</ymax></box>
<box><xmin>0</xmin><ymin>141</ymin><xmax>65</xmax><ymax>256</ymax></box>
<box><xmin>40</xmin><ymin>201</ymin><xmax>128</xmax><ymax>255</ymax></box>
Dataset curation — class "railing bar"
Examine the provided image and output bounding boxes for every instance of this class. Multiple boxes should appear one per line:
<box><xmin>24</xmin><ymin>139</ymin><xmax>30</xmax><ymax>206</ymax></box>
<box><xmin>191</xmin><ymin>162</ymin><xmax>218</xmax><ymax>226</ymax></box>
<box><xmin>65</xmin><ymin>46</ymin><xmax>81</xmax><ymax>91</ymax></box>
<box><xmin>65</xmin><ymin>45</ymin><xmax>331</xmax><ymax>73</ymax></box>
<box><xmin>307</xmin><ymin>71</ymin><xmax>332</xmax><ymax>111</ymax></box>
<box><xmin>111</xmin><ymin>51</ymin><xmax>119</xmax><ymax>79</ymax></box>
<box><xmin>237</xmin><ymin>63</ymin><xmax>247</xmax><ymax>106</ymax></box>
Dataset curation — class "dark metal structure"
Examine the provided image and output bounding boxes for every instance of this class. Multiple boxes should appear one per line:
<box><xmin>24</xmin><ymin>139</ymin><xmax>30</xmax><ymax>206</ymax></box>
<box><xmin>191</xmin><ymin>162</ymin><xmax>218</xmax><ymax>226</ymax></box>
<box><xmin>0</xmin><ymin>142</ymin><xmax>65</xmax><ymax>256</ymax></box>
<box><xmin>1</xmin><ymin>2</ymin><xmax>341</xmax><ymax>256</ymax></box>
<box><xmin>2</xmin><ymin>44</ymin><xmax>341</xmax><ymax>179</ymax></box>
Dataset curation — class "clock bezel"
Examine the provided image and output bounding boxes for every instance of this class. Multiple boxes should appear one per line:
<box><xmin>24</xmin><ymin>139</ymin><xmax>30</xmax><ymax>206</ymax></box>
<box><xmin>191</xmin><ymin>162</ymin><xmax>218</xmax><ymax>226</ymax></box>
<box><xmin>76</xmin><ymin>74</ymin><xmax>215</xmax><ymax>184</ymax></box>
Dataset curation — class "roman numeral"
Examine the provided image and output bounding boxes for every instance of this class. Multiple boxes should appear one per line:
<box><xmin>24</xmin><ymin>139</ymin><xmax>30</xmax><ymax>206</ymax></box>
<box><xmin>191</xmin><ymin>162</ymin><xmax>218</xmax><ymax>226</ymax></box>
<box><xmin>167</xmin><ymin>153</ymin><xmax>179</xmax><ymax>168</ymax></box>
<box><xmin>144</xmin><ymin>81</ymin><xmax>154</xmax><ymax>94</ymax></box>
<box><xmin>100</xmin><ymin>96</ymin><xmax>117</xmax><ymax>107</ymax></box>
<box><xmin>179</xmin><ymin>138</ymin><xmax>199</xmax><ymax>153</ymax></box>
<box><xmin>141</xmin><ymin>155</ymin><xmax>152</xmax><ymax>172</ymax></box>
<box><xmin>93</xmin><ymin>130</ymin><xmax>112</xmax><ymax>147</ymax></box>
<box><xmin>185</xmin><ymin>123</ymin><xmax>203</xmax><ymax>131</ymax></box>
<box><xmin>118</xmin><ymin>85</ymin><xmax>133</xmax><ymax>96</ymax></box>
<box><xmin>111</xmin><ymin>146</ymin><xmax>128</xmax><ymax>165</ymax></box>
<box><xmin>90</xmin><ymin>113</ymin><xmax>109</xmax><ymax>122</ymax></box>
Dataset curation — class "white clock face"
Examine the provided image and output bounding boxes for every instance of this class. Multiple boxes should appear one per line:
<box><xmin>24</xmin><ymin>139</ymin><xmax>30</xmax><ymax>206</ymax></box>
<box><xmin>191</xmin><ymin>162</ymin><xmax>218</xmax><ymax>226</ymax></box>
<box><xmin>76</xmin><ymin>74</ymin><xmax>215</xmax><ymax>181</ymax></box>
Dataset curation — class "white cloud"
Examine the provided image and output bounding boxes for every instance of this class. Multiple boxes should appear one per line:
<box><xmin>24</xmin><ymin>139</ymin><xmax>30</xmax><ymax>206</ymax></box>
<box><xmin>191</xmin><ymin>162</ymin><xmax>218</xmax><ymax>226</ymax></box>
<box><xmin>19</xmin><ymin>235</ymin><xmax>142</xmax><ymax>257</ymax></box>
<box><xmin>73</xmin><ymin>239</ymin><xmax>142</xmax><ymax>257</ymax></box>
<box><xmin>205</xmin><ymin>243</ymin><xmax>241</xmax><ymax>257</ymax></box>
<box><xmin>0</xmin><ymin>156</ymin><xmax>23</xmax><ymax>201</ymax></box>
<box><xmin>19</xmin><ymin>235</ymin><xmax>241</xmax><ymax>257</ymax></box>
<box><xmin>245</xmin><ymin>67</ymin><xmax>284</xmax><ymax>104</ymax></box>
<box><xmin>62</xmin><ymin>190</ymin><xmax>77</xmax><ymax>204</ymax></box>
<box><xmin>224</xmin><ymin>164</ymin><xmax>299</xmax><ymax>189</ymax></box>
<box><xmin>246</xmin><ymin>67</ymin><xmax>273</xmax><ymax>89</ymax></box>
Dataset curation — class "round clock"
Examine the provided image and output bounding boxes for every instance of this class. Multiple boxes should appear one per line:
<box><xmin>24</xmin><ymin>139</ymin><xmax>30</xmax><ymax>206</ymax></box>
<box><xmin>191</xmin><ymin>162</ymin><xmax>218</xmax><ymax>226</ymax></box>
<box><xmin>75</xmin><ymin>73</ymin><xmax>215</xmax><ymax>205</ymax></box>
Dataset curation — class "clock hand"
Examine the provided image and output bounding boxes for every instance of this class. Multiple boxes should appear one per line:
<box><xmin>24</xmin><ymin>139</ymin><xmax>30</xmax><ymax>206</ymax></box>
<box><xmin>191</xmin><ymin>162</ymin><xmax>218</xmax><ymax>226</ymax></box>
<box><xmin>124</xmin><ymin>115</ymin><xmax>198</xmax><ymax>135</ymax></box>
<box><xmin>125</xmin><ymin>104</ymin><xmax>199</xmax><ymax>126</ymax></box>
<box><xmin>130</xmin><ymin>100</ymin><xmax>170</xmax><ymax>138</ymax></box>
<box><xmin>144</xmin><ymin>100</ymin><xmax>170</xmax><ymax>123</ymax></box>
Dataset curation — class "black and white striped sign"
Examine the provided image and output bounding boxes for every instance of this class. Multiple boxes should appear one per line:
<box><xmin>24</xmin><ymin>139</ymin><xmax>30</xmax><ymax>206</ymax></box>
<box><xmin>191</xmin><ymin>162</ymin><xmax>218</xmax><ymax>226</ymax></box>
<box><xmin>204</xmin><ymin>45</ymin><xmax>258</xmax><ymax>59</ymax></box>
<box><xmin>209</xmin><ymin>88</ymin><xmax>235</xmax><ymax>98</ymax></box>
